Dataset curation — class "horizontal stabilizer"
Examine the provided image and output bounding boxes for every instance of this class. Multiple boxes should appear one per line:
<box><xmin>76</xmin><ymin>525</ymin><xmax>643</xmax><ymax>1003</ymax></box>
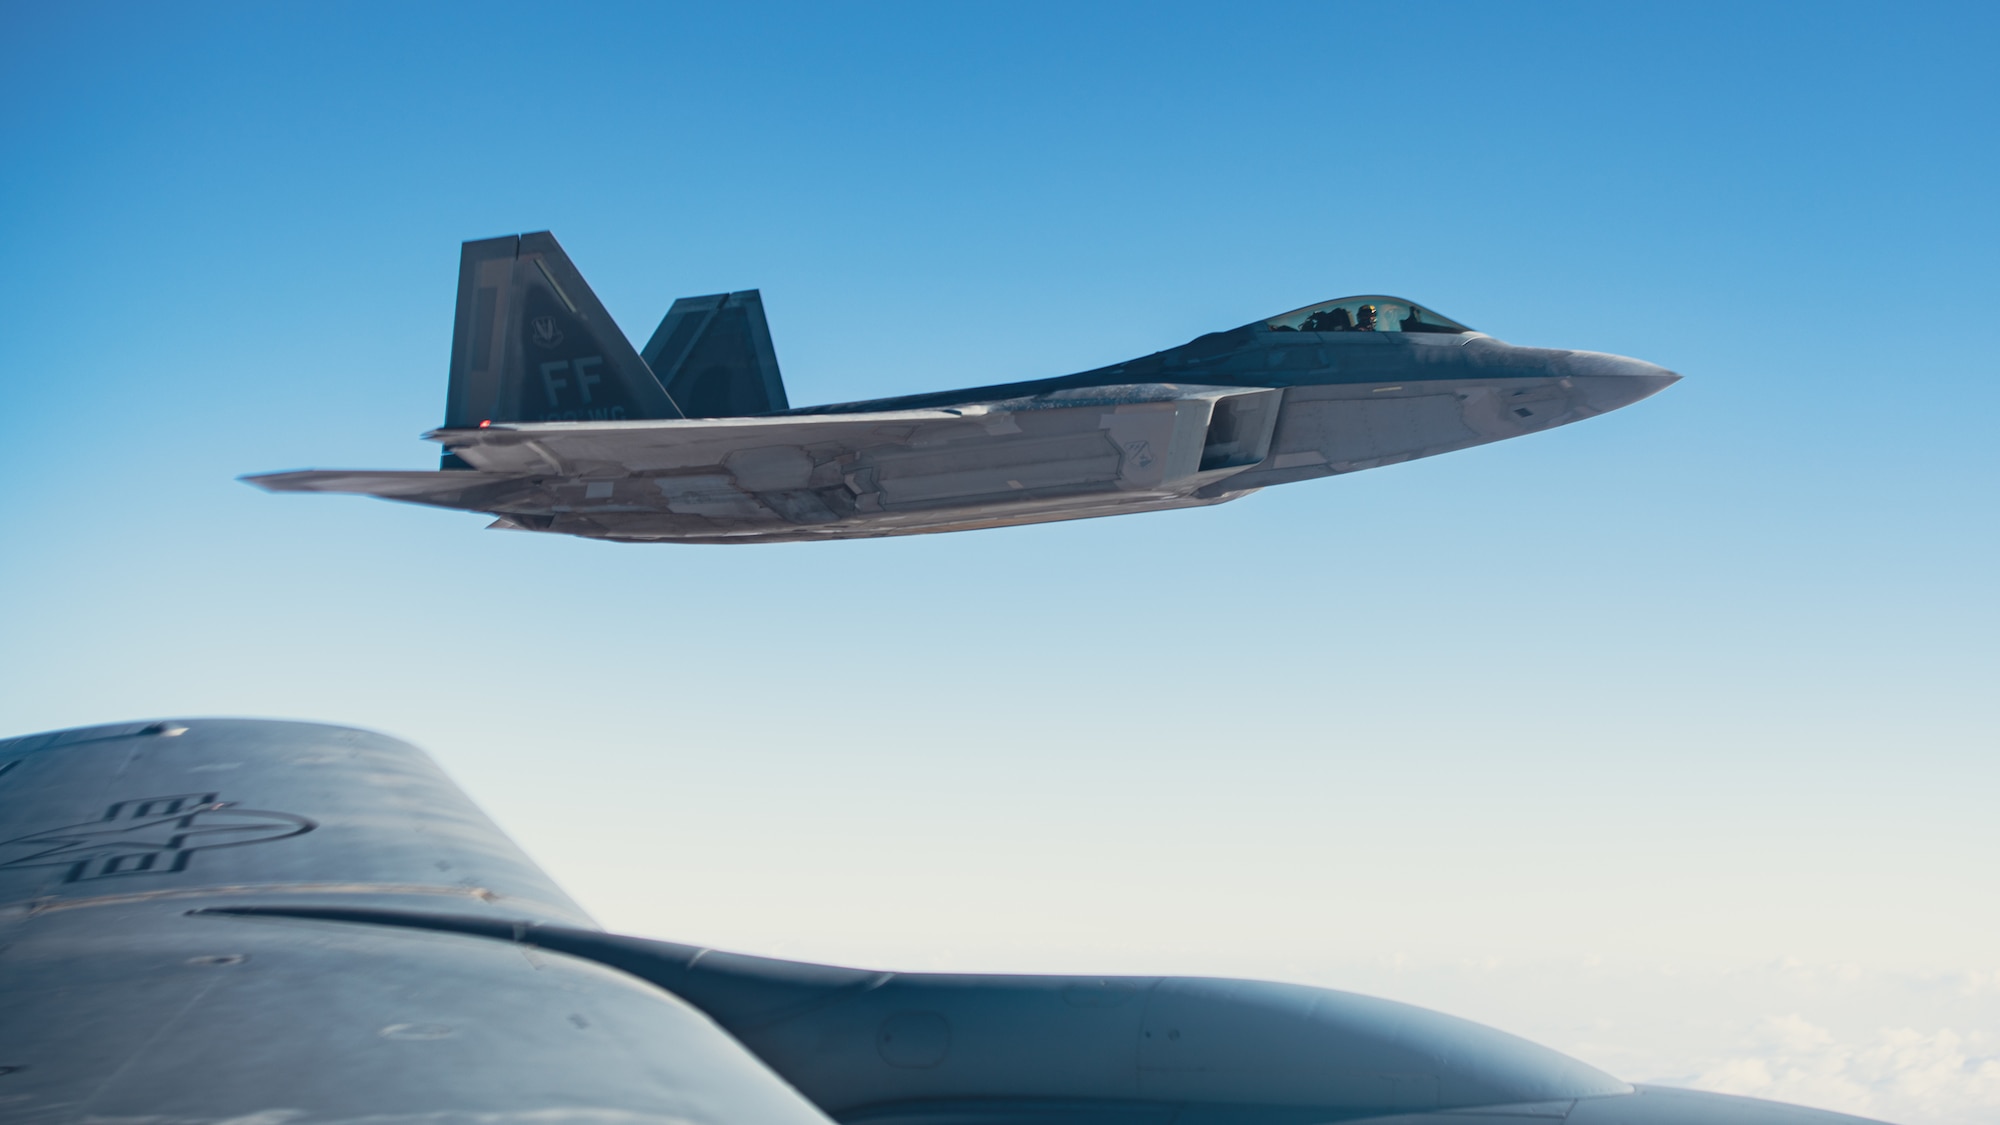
<box><xmin>640</xmin><ymin>290</ymin><xmax>789</xmax><ymax>417</ymax></box>
<box><xmin>242</xmin><ymin>468</ymin><xmax>529</xmax><ymax>507</ymax></box>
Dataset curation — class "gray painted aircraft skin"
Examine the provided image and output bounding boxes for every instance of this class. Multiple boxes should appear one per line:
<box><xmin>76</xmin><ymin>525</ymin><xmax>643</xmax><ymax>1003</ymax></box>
<box><xmin>246</xmin><ymin>233</ymin><xmax>1679</xmax><ymax>543</ymax></box>
<box><xmin>0</xmin><ymin>718</ymin><xmax>1889</xmax><ymax>1125</ymax></box>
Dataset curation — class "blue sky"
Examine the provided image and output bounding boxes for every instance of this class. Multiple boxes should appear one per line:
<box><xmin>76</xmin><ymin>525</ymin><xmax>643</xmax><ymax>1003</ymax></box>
<box><xmin>4</xmin><ymin>4</ymin><xmax>1996</xmax><ymax>1121</ymax></box>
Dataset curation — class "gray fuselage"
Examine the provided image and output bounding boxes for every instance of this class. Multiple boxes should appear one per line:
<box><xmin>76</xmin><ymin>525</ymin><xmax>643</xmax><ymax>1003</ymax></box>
<box><xmin>251</xmin><ymin>289</ymin><xmax>1678</xmax><ymax>544</ymax></box>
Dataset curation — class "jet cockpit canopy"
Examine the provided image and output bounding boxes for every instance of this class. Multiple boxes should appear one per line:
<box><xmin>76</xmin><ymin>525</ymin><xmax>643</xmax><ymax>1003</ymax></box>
<box><xmin>1267</xmin><ymin>296</ymin><xmax>1472</xmax><ymax>335</ymax></box>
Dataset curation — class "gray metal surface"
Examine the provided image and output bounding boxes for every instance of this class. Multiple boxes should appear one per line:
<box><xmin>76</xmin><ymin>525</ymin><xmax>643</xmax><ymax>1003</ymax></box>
<box><xmin>643</xmin><ymin>289</ymin><xmax>790</xmax><ymax>417</ymax></box>
<box><xmin>165</xmin><ymin>907</ymin><xmax>1633</xmax><ymax>1122</ymax></box>
<box><xmin>442</xmin><ymin>232</ymin><xmax>683</xmax><ymax>434</ymax></box>
<box><xmin>246</xmin><ymin>233</ymin><xmax>1678</xmax><ymax>543</ymax></box>
<box><xmin>0</xmin><ymin>719</ymin><xmax>835</xmax><ymax>1125</ymax></box>
<box><xmin>0</xmin><ymin>720</ymin><xmax>1887</xmax><ymax>1124</ymax></box>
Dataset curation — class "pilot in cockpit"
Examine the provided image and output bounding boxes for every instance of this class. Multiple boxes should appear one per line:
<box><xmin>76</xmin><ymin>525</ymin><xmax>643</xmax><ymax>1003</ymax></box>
<box><xmin>1354</xmin><ymin>304</ymin><xmax>1378</xmax><ymax>331</ymax></box>
<box><xmin>1301</xmin><ymin>306</ymin><xmax>1353</xmax><ymax>332</ymax></box>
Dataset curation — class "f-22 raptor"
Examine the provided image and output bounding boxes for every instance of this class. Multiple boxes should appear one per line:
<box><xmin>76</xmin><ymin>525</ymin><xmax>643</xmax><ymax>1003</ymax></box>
<box><xmin>248</xmin><ymin>233</ymin><xmax>1679</xmax><ymax>544</ymax></box>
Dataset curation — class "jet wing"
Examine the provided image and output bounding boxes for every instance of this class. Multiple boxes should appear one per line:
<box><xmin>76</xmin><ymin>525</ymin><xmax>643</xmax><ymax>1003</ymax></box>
<box><xmin>0</xmin><ymin>719</ymin><xmax>834</xmax><ymax>1125</ymax></box>
<box><xmin>240</xmin><ymin>411</ymin><xmax>1011</xmax><ymax>510</ymax></box>
<box><xmin>433</xmin><ymin>384</ymin><xmax>1277</xmax><ymax>490</ymax></box>
<box><xmin>431</xmin><ymin>403</ymin><xmax>1090</xmax><ymax>476</ymax></box>
<box><xmin>244</xmin><ymin>385</ymin><xmax>1285</xmax><ymax>542</ymax></box>
<box><xmin>0</xmin><ymin>721</ymin><xmax>1888</xmax><ymax>1125</ymax></box>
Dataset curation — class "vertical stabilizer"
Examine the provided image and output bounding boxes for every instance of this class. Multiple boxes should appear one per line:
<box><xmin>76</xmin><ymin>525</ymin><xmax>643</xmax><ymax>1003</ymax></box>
<box><xmin>640</xmin><ymin>290</ymin><xmax>789</xmax><ymax>418</ymax></box>
<box><xmin>443</xmin><ymin>233</ymin><xmax>682</xmax><ymax>433</ymax></box>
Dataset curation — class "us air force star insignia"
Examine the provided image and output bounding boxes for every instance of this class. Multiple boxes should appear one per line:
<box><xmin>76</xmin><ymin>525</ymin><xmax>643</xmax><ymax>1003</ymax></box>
<box><xmin>0</xmin><ymin>793</ymin><xmax>316</xmax><ymax>883</ymax></box>
<box><xmin>530</xmin><ymin>316</ymin><xmax>564</xmax><ymax>348</ymax></box>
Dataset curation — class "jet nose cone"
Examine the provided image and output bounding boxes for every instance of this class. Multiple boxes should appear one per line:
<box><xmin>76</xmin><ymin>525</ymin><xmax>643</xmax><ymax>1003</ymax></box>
<box><xmin>1564</xmin><ymin>350</ymin><xmax>1682</xmax><ymax>415</ymax></box>
<box><xmin>1566</xmin><ymin>1086</ymin><xmax>1895</xmax><ymax>1125</ymax></box>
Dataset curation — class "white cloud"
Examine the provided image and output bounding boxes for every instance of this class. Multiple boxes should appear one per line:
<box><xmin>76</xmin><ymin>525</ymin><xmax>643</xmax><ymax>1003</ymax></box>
<box><xmin>1691</xmin><ymin>1015</ymin><xmax>2000</xmax><ymax>1125</ymax></box>
<box><xmin>1268</xmin><ymin>954</ymin><xmax>2000</xmax><ymax>1125</ymax></box>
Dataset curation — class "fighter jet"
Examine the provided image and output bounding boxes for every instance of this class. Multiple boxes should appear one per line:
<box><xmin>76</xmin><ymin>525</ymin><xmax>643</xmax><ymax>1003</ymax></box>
<box><xmin>1</xmin><ymin>718</ymin><xmax>1888</xmax><ymax>1124</ymax></box>
<box><xmin>246</xmin><ymin>233</ymin><xmax>1679</xmax><ymax>544</ymax></box>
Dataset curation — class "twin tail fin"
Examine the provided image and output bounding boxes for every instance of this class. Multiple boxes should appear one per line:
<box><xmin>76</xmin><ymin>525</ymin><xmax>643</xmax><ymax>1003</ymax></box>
<box><xmin>443</xmin><ymin>233</ymin><xmax>682</xmax><ymax>430</ymax></box>
<box><xmin>443</xmin><ymin>233</ymin><xmax>792</xmax><ymax>442</ymax></box>
<box><xmin>640</xmin><ymin>291</ymin><xmax>789</xmax><ymax>417</ymax></box>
